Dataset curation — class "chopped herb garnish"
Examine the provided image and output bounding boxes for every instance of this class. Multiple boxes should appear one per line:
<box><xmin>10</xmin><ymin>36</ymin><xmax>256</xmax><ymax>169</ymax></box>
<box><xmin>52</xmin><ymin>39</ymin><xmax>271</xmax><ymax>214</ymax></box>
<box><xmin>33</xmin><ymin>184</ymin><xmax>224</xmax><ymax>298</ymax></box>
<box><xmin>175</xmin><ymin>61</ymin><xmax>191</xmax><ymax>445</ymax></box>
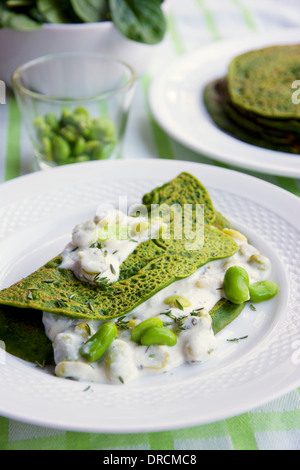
<box><xmin>26</xmin><ymin>291</ymin><xmax>33</xmax><ymax>300</ymax></box>
<box><xmin>160</xmin><ymin>310</ymin><xmax>188</xmax><ymax>330</ymax></box>
<box><xmin>118</xmin><ymin>376</ymin><xmax>124</xmax><ymax>384</ymax></box>
<box><xmin>35</xmin><ymin>360</ymin><xmax>45</xmax><ymax>369</ymax></box>
<box><xmin>112</xmin><ymin>250</ymin><xmax>118</xmax><ymax>255</ymax></box>
<box><xmin>115</xmin><ymin>316</ymin><xmax>130</xmax><ymax>329</ymax></box>
<box><xmin>83</xmin><ymin>385</ymin><xmax>91</xmax><ymax>392</ymax></box>
<box><xmin>42</xmin><ymin>279</ymin><xmax>56</xmax><ymax>283</ymax></box>
<box><xmin>56</xmin><ymin>298</ymin><xmax>68</xmax><ymax>308</ymax></box>
<box><xmin>190</xmin><ymin>307</ymin><xmax>204</xmax><ymax>316</ymax></box>
<box><xmin>86</xmin><ymin>301</ymin><xmax>94</xmax><ymax>312</ymax></box>
<box><xmin>227</xmin><ymin>335</ymin><xmax>248</xmax><ymax>342</ymax></box>
<box><xmin>90</xmin><ymin>241</ymin><xmax>103</xmax><ymax>249</ymax></box>
<box><xmin>110</xmin><ymin>264</ymin><xmax>116</xmax><ymax>275</ymax></box>
<box><xmin>175</xmin><ymin>299</ymin><xmax>184</xmax><ymax>310</ymax></box>
<box><xmin>250</xmin><ymin>304</ymin><xmax>256</xmax><ymax>311</ymax></box>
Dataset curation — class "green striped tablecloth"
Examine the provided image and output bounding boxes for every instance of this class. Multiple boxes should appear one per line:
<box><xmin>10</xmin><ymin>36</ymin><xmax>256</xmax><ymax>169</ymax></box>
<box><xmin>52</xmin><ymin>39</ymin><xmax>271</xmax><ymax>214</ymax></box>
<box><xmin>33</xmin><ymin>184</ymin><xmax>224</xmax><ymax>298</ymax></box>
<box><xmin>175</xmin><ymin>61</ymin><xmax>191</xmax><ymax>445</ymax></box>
<box><xmin>0</xmin><ymin>0</ymin><xmax>299</xmax><ymax>451</ymax></box>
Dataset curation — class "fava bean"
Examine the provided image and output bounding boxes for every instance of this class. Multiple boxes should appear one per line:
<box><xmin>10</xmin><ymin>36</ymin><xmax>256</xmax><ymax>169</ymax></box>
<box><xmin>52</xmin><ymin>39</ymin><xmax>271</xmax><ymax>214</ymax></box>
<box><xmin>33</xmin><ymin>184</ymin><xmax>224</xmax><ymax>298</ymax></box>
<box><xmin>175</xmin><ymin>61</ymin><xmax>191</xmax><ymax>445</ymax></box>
<box><xmin>163</xmin><ymin>295</ymin><xmax>191</xmax><ymax>308</ymax></box>
<box><xmin>131</xmin><ymin>317</ymin><xmax>163</xmax><ymax>343</ymax></box>
<box><xmin>249</xmin><ymin>281</ymin><xmax>278</xmax><ymax>303</ymax></box>
<box><xmin>51</xmin><ymin>135</ymin><xmax>71</xmax><ymax>163</ymax></box>
<box><xmin>223</xmin><ymin>266</ymin><xmax>250</xmax><ymax>304</ymax></box>
<box><xmin>79</xmin><ymin>322</ymin><xmax>117</xmax><ymax>362</ymax></box>
<box><xmin>42</xmin><ymin>136</ymin><xmax>52</xmax><ymax>162</ymax></box>
<box><xmin>140</xmin><ymin>326</ymin><xmax>177</xmax><ymax>347</ymax></box>
<box><xmin>73</xmin><ymin>136</ymin><xmax>86</xmax><ymax>156</ymax></box>
<box><xmin>34</xmin><ymin>106</ymin><xmax>117</xmax><ymax>166</ymax></box>
<box><xmin>44</xmin><ymin>112</ymin><xmax>59</xmax><ymax>130</ymax></box>
<box><xmin>60</xmin><ymin>124</ymin><xmax>78</xmax><ymax>143</ymax></box>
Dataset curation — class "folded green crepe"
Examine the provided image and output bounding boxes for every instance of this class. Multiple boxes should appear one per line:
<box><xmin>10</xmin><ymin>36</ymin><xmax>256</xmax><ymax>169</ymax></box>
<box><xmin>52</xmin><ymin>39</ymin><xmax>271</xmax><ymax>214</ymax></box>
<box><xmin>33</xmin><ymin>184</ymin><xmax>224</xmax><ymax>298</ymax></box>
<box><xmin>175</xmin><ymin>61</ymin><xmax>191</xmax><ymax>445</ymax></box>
<box><xmin>0</xmin><ymin>173</ymin><xmax>238</xmax><ymax>321</ymax></box>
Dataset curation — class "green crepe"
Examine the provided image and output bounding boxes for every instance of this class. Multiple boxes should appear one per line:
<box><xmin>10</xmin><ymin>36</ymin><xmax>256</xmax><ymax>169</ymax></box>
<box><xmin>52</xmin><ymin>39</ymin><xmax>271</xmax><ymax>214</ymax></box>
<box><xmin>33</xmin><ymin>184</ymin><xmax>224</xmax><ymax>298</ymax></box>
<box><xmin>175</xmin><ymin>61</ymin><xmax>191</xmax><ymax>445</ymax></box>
<box><xmin>228</xmin><ymin>44</ymin><xmax>300</xmax><ymax>119</ymax></box>
<box><xmin>203</xmin><ymin>77</ymin><xmax>300</xmax><ymax>154</ymax></box>
<box><xmin>0</xmin><ymin>172</ymin><xmax>238</xmax><ymax>321</ymax></box>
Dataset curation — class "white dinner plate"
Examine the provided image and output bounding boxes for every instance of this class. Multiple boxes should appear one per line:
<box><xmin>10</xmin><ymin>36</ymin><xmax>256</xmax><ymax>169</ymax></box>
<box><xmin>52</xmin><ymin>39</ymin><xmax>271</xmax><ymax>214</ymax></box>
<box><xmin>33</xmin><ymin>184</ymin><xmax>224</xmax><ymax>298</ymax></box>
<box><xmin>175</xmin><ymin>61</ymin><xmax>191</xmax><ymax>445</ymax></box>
<box><xmin>149</xmin><ymin>28</ymin><xmax>300</xmax><ymax>177</ymax></box>
<box><xmin>0</xmin><ymin>159</ymin><xmax>299</xmax><ymax>433</ymax></box>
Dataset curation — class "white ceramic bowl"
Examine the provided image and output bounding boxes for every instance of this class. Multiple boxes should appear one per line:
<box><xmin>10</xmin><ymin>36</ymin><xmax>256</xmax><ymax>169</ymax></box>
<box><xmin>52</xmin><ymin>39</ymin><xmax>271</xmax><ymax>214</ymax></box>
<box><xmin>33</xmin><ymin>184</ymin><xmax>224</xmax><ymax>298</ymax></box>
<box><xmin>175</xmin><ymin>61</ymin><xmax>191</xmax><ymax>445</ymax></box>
<box><xmin>0</xmin><ymin>21</ymin><xmax>165</xmax><ymax>86</ymax></box>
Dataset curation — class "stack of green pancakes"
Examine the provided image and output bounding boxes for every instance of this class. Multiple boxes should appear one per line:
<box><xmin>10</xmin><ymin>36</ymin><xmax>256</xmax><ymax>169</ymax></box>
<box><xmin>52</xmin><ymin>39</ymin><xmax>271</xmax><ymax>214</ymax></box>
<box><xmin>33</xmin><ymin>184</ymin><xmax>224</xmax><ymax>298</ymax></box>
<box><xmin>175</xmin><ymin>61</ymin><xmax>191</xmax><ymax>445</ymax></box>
<box><xmin>203</xmin><ymin>44</ymin><xmax>300</xmax><ymax>154</ymax></box>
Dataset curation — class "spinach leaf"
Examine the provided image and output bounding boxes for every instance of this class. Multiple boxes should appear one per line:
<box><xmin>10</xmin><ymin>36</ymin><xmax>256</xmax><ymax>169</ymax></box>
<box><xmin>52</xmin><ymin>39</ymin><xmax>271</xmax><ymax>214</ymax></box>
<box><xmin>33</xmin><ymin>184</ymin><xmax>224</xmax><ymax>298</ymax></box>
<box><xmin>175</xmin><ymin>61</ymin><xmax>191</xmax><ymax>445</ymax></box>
<box><xmin>0</xmin><ymin>0</ymin><xmax>167</xmax><ymax>44</ymax></box>
<box><xmin>109</xmin><ymin>0</ymin><xmax>166</xmax><ymax>44</ymax></box>
<box><xmin>36</xmin><ymin>0</ymin><xmax>73</xmax><ymax>23</ymax></box>
<box><xmin>0</xmin><ymin>2</ymin><xmax>40</xmax><ymax>30</ymax></box>
<box><xmin>70</xmin><ymin>0</ymin><xmax>109</xmax><ymax>23</ymax></box>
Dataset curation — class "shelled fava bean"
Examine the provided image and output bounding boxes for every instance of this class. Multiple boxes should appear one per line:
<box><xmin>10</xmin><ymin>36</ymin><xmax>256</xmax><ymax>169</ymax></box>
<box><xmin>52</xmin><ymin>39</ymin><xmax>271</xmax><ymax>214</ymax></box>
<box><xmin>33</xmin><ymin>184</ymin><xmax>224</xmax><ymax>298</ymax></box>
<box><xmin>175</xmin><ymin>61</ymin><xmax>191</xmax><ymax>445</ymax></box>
<box><xmin>33</xmin><ymin>106</ymin><xmax>117</xmax><ymax>165</ymax></box>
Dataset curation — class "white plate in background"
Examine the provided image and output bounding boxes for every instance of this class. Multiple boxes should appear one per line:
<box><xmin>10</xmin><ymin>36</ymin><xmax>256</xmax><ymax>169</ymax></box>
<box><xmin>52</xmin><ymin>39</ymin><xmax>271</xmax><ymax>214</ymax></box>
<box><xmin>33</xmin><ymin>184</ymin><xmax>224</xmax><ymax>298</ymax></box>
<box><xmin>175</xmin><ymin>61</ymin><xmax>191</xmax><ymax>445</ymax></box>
<box><xmin>149</xmin><ymin>29</ymin><xmax>300</xmax><ymax>177</ymax></box>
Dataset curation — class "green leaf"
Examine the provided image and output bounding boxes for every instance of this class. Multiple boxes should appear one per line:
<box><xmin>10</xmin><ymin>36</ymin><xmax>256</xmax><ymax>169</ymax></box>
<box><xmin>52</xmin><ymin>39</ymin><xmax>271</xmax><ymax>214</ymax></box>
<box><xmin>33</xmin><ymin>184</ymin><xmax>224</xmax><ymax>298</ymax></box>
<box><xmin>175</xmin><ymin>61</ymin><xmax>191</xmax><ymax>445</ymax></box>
<box><xmin>0</xmin><ymin>3</ymin><xmax>40</xmax><ymax>30</ymax></box>
<box><xmin>210</xmin><ymin>299</ymin><xmax>246</xmax><ymax>335</ymax></box>
<box><xmin>0</xmin><ymin>304</ymin><xmax>54</xmax><ymax>365</ymax></box>
<box><xmin>70</xmin><ymin>0</ymin><xmax>109</xmax><ymax>23</ymax></box>
<box><xmin>36</xmin><ymin>0</ymin><xmax>73</xmax><ymax>23</ymax></box>
<box><xmin>109</xmin><ymin>0</ymin><xmax>166</xmax><ymax>44</ymax></box>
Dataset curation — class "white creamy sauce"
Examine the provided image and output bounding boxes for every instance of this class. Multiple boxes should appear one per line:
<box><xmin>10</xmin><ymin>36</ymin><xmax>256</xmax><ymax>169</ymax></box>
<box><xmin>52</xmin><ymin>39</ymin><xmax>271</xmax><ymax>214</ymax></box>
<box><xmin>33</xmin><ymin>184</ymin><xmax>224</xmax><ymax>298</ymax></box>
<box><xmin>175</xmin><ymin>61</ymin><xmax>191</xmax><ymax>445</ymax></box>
<box><xmin>60</xmin><ymin>209</ymin><xmax>163</xmax><ymax>284</ymax></box>
<box><xmin>42</xmin><ymin>211</ymin><xmax>272</xmax><ymax>385</ymax></box>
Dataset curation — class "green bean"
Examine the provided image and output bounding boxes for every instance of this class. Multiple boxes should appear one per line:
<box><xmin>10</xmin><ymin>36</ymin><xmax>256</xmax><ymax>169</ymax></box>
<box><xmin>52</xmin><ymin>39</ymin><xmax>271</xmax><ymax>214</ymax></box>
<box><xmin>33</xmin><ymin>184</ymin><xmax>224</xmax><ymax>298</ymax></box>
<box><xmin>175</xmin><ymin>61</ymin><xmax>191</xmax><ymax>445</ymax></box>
<box><xmin>68</xmin><ymin>155</ymin><xmax>91</xmax><ymax>163</ymax></box>
<box><xmin>140</xmin><ymin>326</ymin><xmax>177</xmax><ymax>347</ymax></box>
<box><xmin>51</xmin><ymin>135</ymin><xmax>71</xmax><ymax>163</ymax></box>
<box><xmin>73</xmin><ymin>106</ymin><xmax>90</xmax><ymax>119</ymax></box>
<box><xmin>42</xmin><ymin>136</ymin><xmax>52</xmax><ymax>162</ymax></box>
<box><xmin>84</xmin><ymin>140</ymin><xmax>101</xmax><ymax>154</ymax></box>
<box><xmin>91</xmin><ymin>117</ymin><xmax>116</xmax><ymax>139</ymax></box>
<box><xmin>223</xmin><ymin>266</ymin><xmax>250</xmax><ymax>304</ymax></box>
<box><xmin>60</xmin><ymin>124</ymin><xmax>78</xmax><ymax>143</ymax></box>
<box><xmin>73</xmin><ymin>136</ymin><xmax>86</xmax><ymax>156</ymax></box>
<box><xmin>44</xmin><ymin>112</ymin><xmax>59</xmax><ymax>130</ymax></box>
<box><xmin>249</xmin><ymin>281</ymin><xmax>278</xmax><ymax>303</ymax></box>
<box><xmin>79</xmin><ymin>322</ymin><xmax>117</xmax><ymax>362</ymax></box>
<box><xmin>131</xmin><ymin>317</ymin><xmax>163</xmax><ymax>343</ymax></box>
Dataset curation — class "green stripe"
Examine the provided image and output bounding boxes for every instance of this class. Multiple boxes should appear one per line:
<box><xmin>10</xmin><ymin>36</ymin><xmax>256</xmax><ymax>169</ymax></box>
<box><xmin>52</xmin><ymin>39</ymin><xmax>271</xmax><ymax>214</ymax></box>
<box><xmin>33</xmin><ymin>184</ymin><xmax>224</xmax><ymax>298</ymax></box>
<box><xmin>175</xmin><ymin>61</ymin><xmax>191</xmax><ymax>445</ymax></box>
<box><xmin>249</xmin><ymin>410</ymin><xmax>300</xmax><ymax>432</ymax></box>
<box><xmin>5</xmin><ymin>96</ymin><xmax>21</xmax><ymax>181</ymax></box>
<box><xmin>88</xmin><ymin>431</ymin><xmax>150</xmax><ymax>450</ymax></box>
<box><xmin>148</xmin><ymin>431</ymin><xmax>174</xmax><ymax>450</ymax></box>
<box><xmin>275</xmin><ymin>176</ymin><xmax>300</xmax><ymax>197</ymax></box>
<box><xmin>141</xmin><ymin>73</ymin><xmax>174</xmax><ymax>159</ymax></box>
<box><xmin>166</xmin><ymin>11</ymin><xmax>186</xmax><ymax>55</ymax></box>
<box><xmin>226</xmin><ymin>414</ymin><xmax>258</xmax><ymax>450</ymax></box>
<box><xmin>194</xmin><ymin>0</ymin><xmax>221</xmax><ymax>40</ymax></box>
<box><xmin>231</xmin><ymin>0</ymin><xmax>257</xmax><ymax>32</ymax></box>
<box><xmin>172</xmin><ymin>420</ymin><xmax>229</xmax><ymax>441</ymax></box>
<box><xmin>0</xmin><ymin>417</ymin><xmax>9</xmax><ymax>450</ymax></box>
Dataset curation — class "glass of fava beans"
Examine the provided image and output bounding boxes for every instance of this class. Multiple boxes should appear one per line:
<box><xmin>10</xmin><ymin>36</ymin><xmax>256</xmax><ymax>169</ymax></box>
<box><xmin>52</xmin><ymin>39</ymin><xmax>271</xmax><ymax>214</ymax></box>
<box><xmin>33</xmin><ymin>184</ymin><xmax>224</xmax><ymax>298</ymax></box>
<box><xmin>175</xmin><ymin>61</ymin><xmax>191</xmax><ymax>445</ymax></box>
<box><xmin>12</xmin><ymin>53</ymin><xmax>136</xmax><ymax>169</ymax></box>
